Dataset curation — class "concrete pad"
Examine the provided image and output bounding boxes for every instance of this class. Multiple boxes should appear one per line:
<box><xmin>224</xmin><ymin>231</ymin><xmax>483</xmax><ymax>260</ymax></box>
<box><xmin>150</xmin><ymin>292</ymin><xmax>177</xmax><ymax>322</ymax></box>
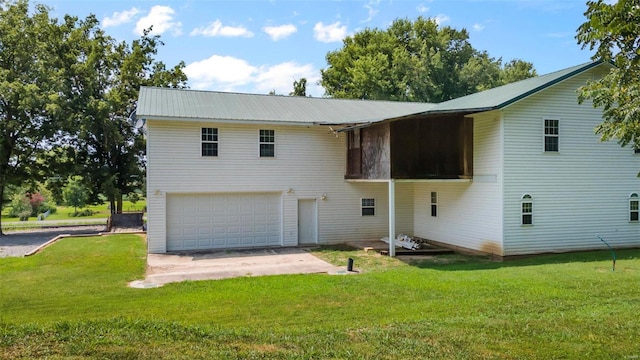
<box><xmin>131</xmin><ymin>247</ymin><xmax>345</xmax><ymax>288</ymax></box>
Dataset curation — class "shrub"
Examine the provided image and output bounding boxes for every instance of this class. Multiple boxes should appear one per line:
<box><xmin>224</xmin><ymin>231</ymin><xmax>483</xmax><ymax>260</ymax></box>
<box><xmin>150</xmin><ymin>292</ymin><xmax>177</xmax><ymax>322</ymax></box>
<box><xmin>8</xmin><ymin>195</ymin><xmax>31</xmax><ymax>218</ymax></box>
<box><xmin>70</xmin><ymin>209</ymin><xmax>95</xmax><ymax>217</ymax></box>
<box><xmin>18</xmin><ymin>210</ymin><xmax>31</xmax><ymax>221</ymax></box>
<box><xmin>39</xmin><ymin>202</ymin><xmax>57</xmax><ymax>215</ymax></box>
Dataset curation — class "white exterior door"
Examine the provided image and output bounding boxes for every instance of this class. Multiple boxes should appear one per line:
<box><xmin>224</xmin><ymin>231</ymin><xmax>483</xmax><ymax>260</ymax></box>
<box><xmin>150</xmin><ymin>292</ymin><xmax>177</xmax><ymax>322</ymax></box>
<box><xmin>298</xmin><ymin>198</ymin><xmax>317</xmax><ymax>244</ymax></box>
<box><xmin>166</xmin><ymin>193</ymin><xmax>281</xmax><ymax>251</ymax></box>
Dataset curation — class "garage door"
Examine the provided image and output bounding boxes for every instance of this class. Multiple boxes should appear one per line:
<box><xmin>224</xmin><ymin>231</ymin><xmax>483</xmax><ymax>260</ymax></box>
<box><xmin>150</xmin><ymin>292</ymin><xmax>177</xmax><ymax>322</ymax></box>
<box><xmin>166</xmin><ymin>193</ymin><xmax>281</xmax><ymax>251</ymax></box>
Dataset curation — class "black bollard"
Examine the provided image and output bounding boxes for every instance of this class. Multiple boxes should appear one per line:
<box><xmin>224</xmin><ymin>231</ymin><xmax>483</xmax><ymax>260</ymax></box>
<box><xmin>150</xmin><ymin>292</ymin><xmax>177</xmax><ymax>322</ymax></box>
<box><xmin>347</xmin><ymin>257</ymin><xmax>354</xmax><ymax>272</ymax></box>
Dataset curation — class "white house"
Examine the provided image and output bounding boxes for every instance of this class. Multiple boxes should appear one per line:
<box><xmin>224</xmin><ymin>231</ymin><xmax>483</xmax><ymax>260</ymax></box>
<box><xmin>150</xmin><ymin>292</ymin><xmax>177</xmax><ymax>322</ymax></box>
<box><xmin>136</xmin><ymin>61</ymin><xmax>639</xmax><ymax>257</ymax></box>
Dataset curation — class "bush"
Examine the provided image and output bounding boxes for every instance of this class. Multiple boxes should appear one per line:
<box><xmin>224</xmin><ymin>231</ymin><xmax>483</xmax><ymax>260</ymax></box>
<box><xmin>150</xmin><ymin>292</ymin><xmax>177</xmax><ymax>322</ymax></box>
<box><xmin>39</xmin><ymin>202</ymin><xmax>57</xmax><ymax>215</ymax></box>
<box><xmin>18</xmin><ymin>210</ymin><xmax>31</xmax><ymax>221</ymax></box>
<box><xmin>8</xmin><ymin>195</ymin><xmax>32</xmax><ymax>218</ymax></box>
<box><xmin>70</xmin><ymin>209</ymin><xmax>95</xmax><ymax>217</ymax></box>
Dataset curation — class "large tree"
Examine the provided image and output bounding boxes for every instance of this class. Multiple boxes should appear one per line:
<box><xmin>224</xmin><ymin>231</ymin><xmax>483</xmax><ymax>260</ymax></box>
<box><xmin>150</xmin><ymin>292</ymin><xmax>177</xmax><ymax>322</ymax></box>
<box><xmin>0</xmin><ymin>0</ymin><xmax>84</xmax><ymax>233</ymax></box>
<box><xmin>321</xmin><ymin>17</ymin><xmax>536</xmax><ymax>102</ymax></box>
<box><xmin>0</xmin><ymin>0</ymin><xmax>187</xmax><ymax>234</ymax></box>
<box><xmin>65</xmin><ymin>24</ymin><xmax>187</xmax><ymax>213</ymax></box>
<box><xmin>576</xmin><ymin>0</ymin><xmax>640</xmax><ymax>151</ymax></box>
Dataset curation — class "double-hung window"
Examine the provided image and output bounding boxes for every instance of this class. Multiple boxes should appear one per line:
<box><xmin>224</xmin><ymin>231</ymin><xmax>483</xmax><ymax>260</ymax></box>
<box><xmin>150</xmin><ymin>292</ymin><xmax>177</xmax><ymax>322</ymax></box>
<box><xmin>544</xmin><ymin>119</ymin><xmax>559</xmax><ymax>152</ymax></box>
<box><xmin>201</xmin><ymin>128</ymin><xmax>218</xmax><ymax>157</ymax></box>
<box><xmin>260</xmin><ymin>130</ymin><xmax>275</xmax><ymax>157</ymax></box>
<box><xmin>521</xmin><ymin>194</ymin><xmax>533</xmax><ymax>225</ymax></box>
<box><xmin>361</xmin><ymin>198</ymin><xmax>375</xmax><ymax>216</ymax></box>
<box><xmin>430</xmin><ymin>192</ymin><xmax>438</xmax><ymax>217</ymax></box>
<box><xmin>630</xmin><ymin>193</ymin><xmax>639</xmax><ymax>222</ymax></box>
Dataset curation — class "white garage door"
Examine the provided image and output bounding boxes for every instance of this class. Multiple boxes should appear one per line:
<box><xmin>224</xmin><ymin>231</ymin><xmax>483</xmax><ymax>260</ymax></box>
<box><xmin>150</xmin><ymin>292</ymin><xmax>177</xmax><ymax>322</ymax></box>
<box><xmin>166</xmin><ymin>193</ymin><xmax>281</xmax><ymax>251</ymax></box>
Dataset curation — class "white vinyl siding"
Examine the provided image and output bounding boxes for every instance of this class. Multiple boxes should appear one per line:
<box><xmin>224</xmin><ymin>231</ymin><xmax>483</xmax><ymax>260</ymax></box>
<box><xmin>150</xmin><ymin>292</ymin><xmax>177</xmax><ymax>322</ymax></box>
<box><xmin>502</xmin><ymin>66</ymin><xmax>640</xmax><ymax>255</ymax></box>
<box><xmin>146</xmin><ymin>121</ymin><xmax>392</xmax><ymax>253</ymax></box>
<box><xmin>413</xmin><ymin>110</ymin><xmax>504</xmax><ymax>256</ymax></box>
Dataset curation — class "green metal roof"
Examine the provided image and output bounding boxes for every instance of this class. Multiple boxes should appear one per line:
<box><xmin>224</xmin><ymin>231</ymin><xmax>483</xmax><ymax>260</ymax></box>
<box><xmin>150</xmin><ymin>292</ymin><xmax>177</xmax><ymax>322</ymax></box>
<box><xmin>428</xmin><ymin>61</ymin><xmax>607</xmax><ymax>114</ymax></box>
<box><xmin>137</xmin><ymin>87</ymin><xmax>436</xmax><ymax>125</ymax></box>
<box><xmin>137</xmin><ymin>61</ymin><xmax>608</xmax><ymax>126</ymax></box>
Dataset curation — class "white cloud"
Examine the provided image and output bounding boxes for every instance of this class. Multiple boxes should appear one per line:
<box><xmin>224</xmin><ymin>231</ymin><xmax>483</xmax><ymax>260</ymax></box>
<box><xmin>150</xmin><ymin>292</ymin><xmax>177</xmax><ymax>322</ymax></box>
<box><xmin>473</xmin><ymin>23</ymin><xmax>485</xmax><ymax>31</ymax></box>
<box><xmin>135</xmin><ymin>6</ymin><xmax>182</xmax><ymax>36</ymax></box>
<box><xmin>314</xmin><ymin>21</ymin><xmax>347</xmax><ymax>43</ymax></box>
<box><xmin>434</xmin><ymin>14</ymin><xmax>450</xmax><ymax>25</ymax></box>
<box><xmin>191</xmin><ymin>20</ymin><xmax>254</xmax><ymax>37</ymax></box>
<box><xmin>184</xmin><ymin>55</ymin><xmax>257</xmax><ymax>89</ymax></box>
<box><xmin>417</xmin><ymin>5</ymin><xmax>429</xmax><ymax>13</ymax></box>
<box><xmin>255</xmin><ymin>62</ymin><xmax>318</xmax><ymax>94</ymax></box>
<box><xmin>363</xmin><ymin>0</ymin><xmax>380</xmax><ymax>23</ymax></box>
<box><xmin>263</xmin><ymin>24</ymin><xmax>297</xmax><ymax>41</ymax></box>
<box><xmin>102</xmin><ymin>7</ymin><xmax>139</xmax><ymax>28</ymax></box>
<box><xmin>184</xmin><ymin>55</ymin><xmax>321</xmax><ymax>96</ymax></box>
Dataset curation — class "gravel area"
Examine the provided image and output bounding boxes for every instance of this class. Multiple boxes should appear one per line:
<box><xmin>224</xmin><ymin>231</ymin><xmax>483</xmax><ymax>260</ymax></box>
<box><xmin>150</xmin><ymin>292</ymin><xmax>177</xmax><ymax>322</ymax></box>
<box><xmin>0</xmin><ymin>226</ymin><xmax>107</xmax><ymax>257</ymax></box>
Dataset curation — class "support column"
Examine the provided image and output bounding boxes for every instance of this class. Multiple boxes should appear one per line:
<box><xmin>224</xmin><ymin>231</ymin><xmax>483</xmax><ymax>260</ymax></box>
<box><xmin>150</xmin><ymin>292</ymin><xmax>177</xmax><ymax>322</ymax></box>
<box><xmin>388</xmin><ymin>179</ymin><xmax>396</xmax><ymax>257</ymax></box>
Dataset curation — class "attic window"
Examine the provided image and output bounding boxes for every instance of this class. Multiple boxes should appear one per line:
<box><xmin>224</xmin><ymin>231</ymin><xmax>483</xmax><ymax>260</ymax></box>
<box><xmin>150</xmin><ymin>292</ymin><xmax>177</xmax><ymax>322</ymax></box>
<box><xmin>202</xmin><ymin>128</ymin><xmax>218</xmax><ymax>157</ymax></box>
<box><xmin>544</xmin><ymin>119</ymin><xmax>559</xmax><ymax>152</ymax></box>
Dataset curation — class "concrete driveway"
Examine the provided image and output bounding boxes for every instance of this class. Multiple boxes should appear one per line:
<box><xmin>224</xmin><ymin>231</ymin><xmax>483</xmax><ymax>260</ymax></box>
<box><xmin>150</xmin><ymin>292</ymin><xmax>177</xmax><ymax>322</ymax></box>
<box><xmin>130</xmin><ymin>247</ymin><xmax>347</xmax><ymax>288</ymax></box>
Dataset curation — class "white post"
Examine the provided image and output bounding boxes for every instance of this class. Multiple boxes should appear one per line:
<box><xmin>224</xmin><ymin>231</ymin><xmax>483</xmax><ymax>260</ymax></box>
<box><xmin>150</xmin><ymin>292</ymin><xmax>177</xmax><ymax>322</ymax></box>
<box><xmin>388</xmin><ymin>179</ymin><xmax>396</xmax><ymax>257</ymax></box>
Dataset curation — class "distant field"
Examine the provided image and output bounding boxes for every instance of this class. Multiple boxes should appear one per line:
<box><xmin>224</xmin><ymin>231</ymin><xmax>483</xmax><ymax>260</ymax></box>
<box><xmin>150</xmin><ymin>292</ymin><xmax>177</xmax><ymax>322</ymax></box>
<box><xmin>0</xmin><ymin>235</ymin><xmax>638</xmax><ymax>359</ymax></box>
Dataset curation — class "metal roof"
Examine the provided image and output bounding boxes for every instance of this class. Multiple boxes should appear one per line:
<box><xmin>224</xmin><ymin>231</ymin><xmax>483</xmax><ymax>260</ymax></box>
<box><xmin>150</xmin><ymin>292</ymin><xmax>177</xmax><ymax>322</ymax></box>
<box><xmin>428</xmin><ymin>61</ymin><xmax>607</xmax><ymax>114</ymax></box>
<box><xmin>137</xmin><ymin>87</ymin><xmax>436</xmax><ymax>125</ymax></box>
<box><xmin>137</xmin><ymin>61</ymin><xmax>609</xmax><ymax>126</ymax></box>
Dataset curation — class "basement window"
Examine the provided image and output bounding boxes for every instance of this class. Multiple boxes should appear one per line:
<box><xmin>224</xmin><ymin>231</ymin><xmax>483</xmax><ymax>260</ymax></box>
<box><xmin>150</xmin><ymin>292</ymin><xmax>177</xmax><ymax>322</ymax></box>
<box><xmin>544</xmin><ymin>119</ymin><xmax>559</xmax><ymax>152</ymax></box>
<box><xmin>361</xmin><ymin>198</ymin><xmax>375</xmax><ymax>216</ymax></box>
<box><xmin>260</xmin><ymin>129</ymin><xmax>275</xmax><ymax>157</ymax></box>
<box><xmin>201</xmin><ymin>127</ymin><xmax>218</xmax><ymax>157</ymax></box>
<box><xmin>521</xmin><ymin>194</ymin><xmax>533</xmax><ymax>226</ymax></box>
<box><xmin>630</xmin><ymin>193</ymin><xmax>639</xmax><ymax>222</ymax></box>
<box><xmin>430</xmin><ymin>192</ymin><xmax>438</xmax><ymax>217</ymax></box>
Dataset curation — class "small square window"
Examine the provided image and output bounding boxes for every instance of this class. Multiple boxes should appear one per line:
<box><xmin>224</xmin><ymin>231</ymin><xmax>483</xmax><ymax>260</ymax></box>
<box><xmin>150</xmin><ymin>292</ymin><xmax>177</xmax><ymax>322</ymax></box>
<box><xmin>361</xmin><ymin>198</ymin><xmax>375</xmax><ymax>216</ymax></box>
<box><xmin>544</xmin><ymin>119</ymin><xmax>559</xmax><ymax>152</ymax></box>
<box><xmin>202</xmin><ymin>128</ymin><xmax>218</xmax><ymax>157</ymax></box>
<box><xmin>260</xmin><ymin>129</ymin><xmax>275</xmax><ymax>157</ymax></box>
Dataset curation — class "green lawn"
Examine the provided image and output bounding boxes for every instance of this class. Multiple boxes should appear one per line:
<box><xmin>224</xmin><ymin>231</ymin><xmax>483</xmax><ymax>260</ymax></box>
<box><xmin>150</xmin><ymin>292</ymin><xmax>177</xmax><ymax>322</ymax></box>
<box><xmin>1</xmin><ymin>200</ymin><xmax>146</xmax><ymax>225</ymax></box>
<box><xmin>1</xmin><ymin>235</ymin><xmax>639</xmax><ymax>359</ymax></box>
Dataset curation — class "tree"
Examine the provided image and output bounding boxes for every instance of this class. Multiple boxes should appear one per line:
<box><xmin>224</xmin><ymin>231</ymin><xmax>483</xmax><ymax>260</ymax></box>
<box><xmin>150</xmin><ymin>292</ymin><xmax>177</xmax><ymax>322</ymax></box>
<box><xmin>321</xmin><ymin>17</ymin><xmax>536</xmax><ymax>102</ymax></box>
<box><xmin>62</xmin><ymin>176</ymin><xmax>88</xmax><ymax>213</ymax></box>
<box><xmin>69</xmin><ymin>28</ymin><xmax>187</xmax><ymax>214</ymax></box>
<box><xmin>290</xmin><ymin>78</ymin><xmax>307</xmax><ymax>96</ymax></box>
<box><xmin>0</xmin><ymin>0</ymin><xmax>83</xmax><ymax>233</ymax></box>
<box><xmin>576</xmin><ymin>0</ymin><xmax>640</xmax><ymax>150</ymax></box>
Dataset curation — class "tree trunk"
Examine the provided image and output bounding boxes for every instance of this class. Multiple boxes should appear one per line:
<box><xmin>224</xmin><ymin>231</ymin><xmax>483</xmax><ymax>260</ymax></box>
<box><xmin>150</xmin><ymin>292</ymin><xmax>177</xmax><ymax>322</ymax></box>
<box><xmin>116</xmin><ymin>192</ymin><xmax>123</xmax><ymax>214</ymax></box>
<box><xmin>109</xmin><ymin>198</ymin><xmax>116</xmax><ymax>215</ymax></box>
<box><xmin>0</xmin><ymin>184</ymin><xmax>5</xmax><ymax>236</ymax></box>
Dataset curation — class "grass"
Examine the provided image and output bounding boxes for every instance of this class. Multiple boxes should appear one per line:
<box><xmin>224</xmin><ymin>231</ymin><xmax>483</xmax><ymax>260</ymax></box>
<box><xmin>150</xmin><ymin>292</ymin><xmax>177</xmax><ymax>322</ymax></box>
<box><xmin>1</xmin><ymin>201</ymin><xmax>146</xmax><ymax>228</ymax></box>
<box><xmin>1</xmin><ymin>236</ymin><xmax>639</xmax><ymax>359</ymax></box>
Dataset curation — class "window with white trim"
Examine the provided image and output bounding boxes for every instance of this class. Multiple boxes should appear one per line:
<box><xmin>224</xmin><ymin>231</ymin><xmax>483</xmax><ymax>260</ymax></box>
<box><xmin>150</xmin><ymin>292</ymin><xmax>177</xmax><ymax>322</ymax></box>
<box><xmin>544</xmin><ymin>119</ymin><xmax>559</xmax><ymax>152</ymax></box>
<box><xmin>430</xmin><ymin>192</ymin><xmax>438</xmax><ymax>217</ymax></box>
<box><xmin>521</xmin><ymin>194</ymin><xmax>533</xmax><ymax>225</ymax></box>
<box><xmin>361</xmin><ymin>198</ymin><xmax>375</xmax><ymax>216</ymax></box>
<box><xmin>201</xmin><ymin>128</ymin><xmax>218</xmax><ymax>156</ymax></box>
<box><xmin>630</xmin><ymin>193</ymin><xmax>639</xmax><ymax>222</ymax></box>
<box><xmin>259</xmin><ymin>129</ymin><xmax>275</xmax><ymax>157</ymax></box>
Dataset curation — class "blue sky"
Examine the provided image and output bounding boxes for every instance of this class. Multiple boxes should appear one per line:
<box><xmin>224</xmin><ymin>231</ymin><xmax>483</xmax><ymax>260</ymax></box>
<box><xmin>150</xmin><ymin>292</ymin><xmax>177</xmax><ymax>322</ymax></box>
<box><xmin>41</xmin><ymin>0</ymin><xmax>595</xmax><ymax>97</ymax></box>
